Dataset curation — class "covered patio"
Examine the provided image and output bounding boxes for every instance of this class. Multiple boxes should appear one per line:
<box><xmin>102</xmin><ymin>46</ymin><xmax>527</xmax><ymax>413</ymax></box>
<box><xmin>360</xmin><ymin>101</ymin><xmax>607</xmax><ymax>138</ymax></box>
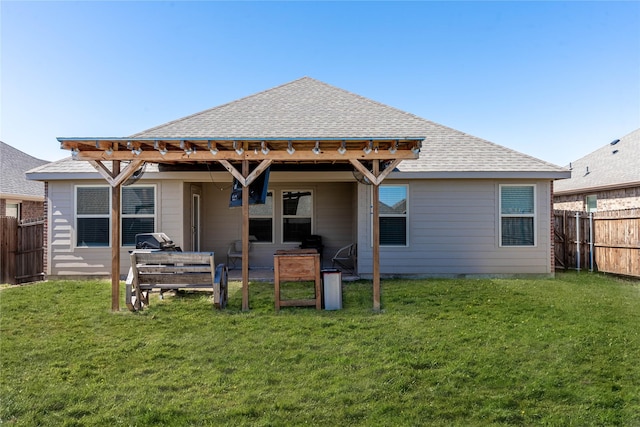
<box><xmin>58</xmin><ymin>136</ymin><xmax>423</xmax><ymax>312</ymax></box>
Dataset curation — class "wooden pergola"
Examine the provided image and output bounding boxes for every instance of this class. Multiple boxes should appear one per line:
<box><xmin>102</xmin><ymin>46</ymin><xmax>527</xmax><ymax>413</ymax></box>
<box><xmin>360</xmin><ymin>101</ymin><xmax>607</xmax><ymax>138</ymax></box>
<box><xmin>58</xmin><ymin>137</ymin><xmax>423</xmax><ymax>312</ymax></box>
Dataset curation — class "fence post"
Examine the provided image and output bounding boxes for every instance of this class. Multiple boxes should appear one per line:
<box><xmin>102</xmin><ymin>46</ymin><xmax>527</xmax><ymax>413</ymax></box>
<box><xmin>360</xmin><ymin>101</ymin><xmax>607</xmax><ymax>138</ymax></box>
<box><xmin>575</xmin><ymin>211</ymin><xmax>580</xmax><ymax>271</ymax></box>
<box><xmin>589</xmin><ymin>212</ymin><xmax>594</xmax><ymax>272</ymax></box>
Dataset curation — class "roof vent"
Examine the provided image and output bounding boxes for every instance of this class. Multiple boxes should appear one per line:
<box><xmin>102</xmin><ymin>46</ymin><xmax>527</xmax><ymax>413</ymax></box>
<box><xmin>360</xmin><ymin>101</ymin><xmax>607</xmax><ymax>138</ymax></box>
<box><xmin>585</xmin><ymin>166</ymin><xmax>590</xmax><ymax>176</ymax></box>
<box><xmin>610</xmin><ymin>139</ymin><xmax>620</xmax><ymax>145</ymax></box>
<box><xmin>569</xmin><ymin>162</ymin><xmax>572</xmax><ymax>170</ymax></box>
<box><xmin>612</xmin><ymin>149</ymin><xmax>619</xmax><ymax>154</ymax></box>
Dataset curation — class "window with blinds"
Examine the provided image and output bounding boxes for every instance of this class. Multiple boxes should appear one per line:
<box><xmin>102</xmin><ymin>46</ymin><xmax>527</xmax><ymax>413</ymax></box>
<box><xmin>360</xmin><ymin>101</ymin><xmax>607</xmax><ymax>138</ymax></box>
<box><xmin>250</xmin><ymin>191</ymin><xmax>274</xmax><ymax>243</ymax></box>
<box><xmin>500</xmin><ymin>185</ymin><xmax>535</xmax><ymax>246</ymax></box>
<box><xmin>75</xmin><ymin>185</ymin><xmax>157</xmax><ymax>247</ymax></box>
<box><xmin>282</xmin><ymin>190</ymin><xmax>313</xmax><ymax>242</ymax></box>
<box><xmin>76</xmin><ymin>186</ymin><xmax>110</xmax><ymax>247</ymax></box>
<box><xmin>121</xmin><ymin>186</ymin><xmax>156</xmax><ymax>246</ymax></box>
<box><xmin>379</xmin><ymin>185</ymin><xmax>408</xmax><ymax>246</ymax></box>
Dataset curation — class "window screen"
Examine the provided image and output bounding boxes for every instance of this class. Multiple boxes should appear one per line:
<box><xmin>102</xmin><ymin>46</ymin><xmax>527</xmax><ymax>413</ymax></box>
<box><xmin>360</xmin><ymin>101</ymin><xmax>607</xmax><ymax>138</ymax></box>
<box><xmin>500</xmin><ymin>185</ymin><xmax>535</xmax><ymax>246</ymax></box>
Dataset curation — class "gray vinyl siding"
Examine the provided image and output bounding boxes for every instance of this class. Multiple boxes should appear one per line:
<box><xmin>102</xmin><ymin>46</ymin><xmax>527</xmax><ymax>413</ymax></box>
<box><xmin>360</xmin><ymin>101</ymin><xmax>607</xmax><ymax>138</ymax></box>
<box><xmin>47</xmin><ymin>180</ymin><xmax>183</xmax><ymax>277</ymax></box>
<box><xmin>45</xmin><ymin>175</ymin><xmax>552</xmax><ymax>278</ymax></box>
<box><xmin>357</xmin><ymin>179</ymin><xmax>553</xmax><ymax>277</ymax></box>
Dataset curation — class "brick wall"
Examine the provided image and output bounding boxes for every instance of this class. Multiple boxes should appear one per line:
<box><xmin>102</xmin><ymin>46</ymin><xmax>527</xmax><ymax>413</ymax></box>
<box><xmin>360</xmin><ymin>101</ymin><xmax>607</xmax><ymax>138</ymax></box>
<box><xmin>554</xmin><ymin>186</ymin><xmax>640</xmax><ymax>211</ymax></box>
<box><xmin>21</xmin><ymin>200</ymin><xmax>45</xmax><ymax>220</ymax></box>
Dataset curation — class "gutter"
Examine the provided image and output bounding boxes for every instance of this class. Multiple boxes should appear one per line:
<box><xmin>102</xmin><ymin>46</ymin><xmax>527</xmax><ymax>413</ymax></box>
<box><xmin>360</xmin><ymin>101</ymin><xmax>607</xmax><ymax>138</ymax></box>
<box><xmin>553</xmin><ymin>180</ymin><xmax>640</xmax><ymax>196</ymax></box>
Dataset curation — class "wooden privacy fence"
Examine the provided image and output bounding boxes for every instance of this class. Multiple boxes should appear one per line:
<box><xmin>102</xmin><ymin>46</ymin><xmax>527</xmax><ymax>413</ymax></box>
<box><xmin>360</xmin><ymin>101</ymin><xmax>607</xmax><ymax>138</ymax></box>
<box><xmin>0</xmin><ymin>216</ymin><xmax>45</xmax><ymax>285</ymax></box>
<box><xmin>554</xmin><ymin>209</ymin><xmax>640</xmax><ymax>277</ymax></box>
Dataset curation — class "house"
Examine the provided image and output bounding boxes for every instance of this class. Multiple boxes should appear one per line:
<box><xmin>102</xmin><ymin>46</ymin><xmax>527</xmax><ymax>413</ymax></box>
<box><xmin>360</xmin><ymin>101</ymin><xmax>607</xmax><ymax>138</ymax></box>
<box><xmin>27</xmin><ymin>77</ymin><xmax>569</xmax><ymax>282</ymax></box>
<box><xmin>553</xmin><ymin>128</ymin><xmax>640</xmax><ymax>212</ymax></box>
<box><xmin>1</xmin><ymin>141</ymin><xmax>48</xmax><ymax>220</ymax></box>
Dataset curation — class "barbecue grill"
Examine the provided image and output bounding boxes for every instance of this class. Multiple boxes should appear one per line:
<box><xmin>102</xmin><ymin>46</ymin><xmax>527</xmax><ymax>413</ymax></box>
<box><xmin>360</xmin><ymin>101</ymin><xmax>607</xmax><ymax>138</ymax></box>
<box><xmin>135</xmin><ymin>233</ymin><xmax>182</xmax><ymax>251</ymax></box>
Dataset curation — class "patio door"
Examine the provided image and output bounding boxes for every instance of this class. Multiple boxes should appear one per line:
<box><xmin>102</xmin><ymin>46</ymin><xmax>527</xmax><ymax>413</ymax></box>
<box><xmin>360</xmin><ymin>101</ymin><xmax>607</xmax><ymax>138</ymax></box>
<box><xmin>191</xmin><ymin>191</ymin><xmax>201</xmax><ymax>251</ymax></box>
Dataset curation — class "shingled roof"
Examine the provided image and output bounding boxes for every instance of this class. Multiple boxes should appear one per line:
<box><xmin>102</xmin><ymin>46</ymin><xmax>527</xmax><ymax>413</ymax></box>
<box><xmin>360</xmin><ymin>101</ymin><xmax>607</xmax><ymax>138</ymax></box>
<box><xmin>132</xmin><ymin>77</ymin><xmax>566</xmax><ymax>176</ymax></box>
<box><xmin>0</xmin><ymin>141</ymin><xmax>48</xmax><ymax>199</ymax></box>
<box><xmin>554</xmin><ymin>128</ymin><xmax>640</xmax><ymax>194</ymax></box>
<box><xmin>33</xmin><ymin>77</ymin><xmax>568</xmax><ymax>178</ymax></box>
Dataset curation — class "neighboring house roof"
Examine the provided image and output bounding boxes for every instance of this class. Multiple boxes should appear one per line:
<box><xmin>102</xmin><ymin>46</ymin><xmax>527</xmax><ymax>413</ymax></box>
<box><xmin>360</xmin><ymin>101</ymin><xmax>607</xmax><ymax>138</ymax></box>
<box><xmin>28</xmin><ymin>77</ymin><xmax>569</xmax><ymax>180</ymax></box>
<box><xmin>554</xmin><ymin>128</ymin><xmax>640</xmax><ymax>195</ymax></box>
<box><xmin>0</xmin><ymin>141</ymin><xmax>48</xmax><ymax>200</ymax></box>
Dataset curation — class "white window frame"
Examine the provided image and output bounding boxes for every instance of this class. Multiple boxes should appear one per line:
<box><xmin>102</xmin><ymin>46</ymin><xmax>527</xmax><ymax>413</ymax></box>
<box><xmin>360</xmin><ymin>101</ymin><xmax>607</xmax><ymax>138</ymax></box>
<box><xmin>5</xmin><ymin>201</ymin><xmax>21</xmax><ymax>219</ymax></box>
<box><xmin>499</xmin><ymin>184</ymin><xmax>536</xmax><ymax>247</ymax></box>
<box><xmin>121</xmin><ymin>184</ymin><xmax>157</xmax><ymax>247</ymax></box>
<box><xmin>281</xmin><ymin>189</ymin><xmax>314</xmax><ymax>243</ymax></box>
<box><xmin>249</xmin><ymin>189</ymin><xmax>274</xmax><ymax>244</ymax></box>
<box><xmin>376</xmin><ymin>184</ymin><xmax>409</xmax><ymax>247</ymax></box>
<box><xmin>75</xmin><ymin>185</ymin><xmax>111</xmax><ymax>248</ymax></box>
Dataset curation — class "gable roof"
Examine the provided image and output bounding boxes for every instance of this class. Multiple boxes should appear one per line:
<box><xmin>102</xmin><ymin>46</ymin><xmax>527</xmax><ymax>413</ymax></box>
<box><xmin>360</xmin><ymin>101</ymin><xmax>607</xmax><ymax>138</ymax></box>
<box><xmin>131</xmin><ymin>77</ymin><xmax>567</xmax><ymax>177</ymax></box>
<box><xmin>554</xmin><ymin>128</ymin><xmax>640</xmax><ymax>194</ymax></box>
<box><xmin>35</xmin><ymin>77</ymin><xmax>568</xmax><ymax>179</ymax></box>
<box><xmin>0</xmin><ymin>141</ymin><xmax>48</xmax><ymax>199</ymax></box>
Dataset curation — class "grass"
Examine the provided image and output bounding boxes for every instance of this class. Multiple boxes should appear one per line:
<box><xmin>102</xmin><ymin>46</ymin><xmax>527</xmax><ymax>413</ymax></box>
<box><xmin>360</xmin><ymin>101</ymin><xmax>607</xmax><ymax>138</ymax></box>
<box><xmin>1</xmin><ymin>272</ymin><xmax>639</xmax><ymax>426</ymax></box>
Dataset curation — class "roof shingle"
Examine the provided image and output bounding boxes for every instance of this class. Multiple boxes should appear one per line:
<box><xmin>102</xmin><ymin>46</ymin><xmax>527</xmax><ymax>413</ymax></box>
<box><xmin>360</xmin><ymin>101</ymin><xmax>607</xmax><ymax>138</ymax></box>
<box><xmin>554</xmin><ymin>128</ymin><xmax>640</xmax><ymax>194</ymax></box>
<box><xmin>0</xmin><ymin>141</ymin><xmax>48</xmax><ymax>198</ymax></box>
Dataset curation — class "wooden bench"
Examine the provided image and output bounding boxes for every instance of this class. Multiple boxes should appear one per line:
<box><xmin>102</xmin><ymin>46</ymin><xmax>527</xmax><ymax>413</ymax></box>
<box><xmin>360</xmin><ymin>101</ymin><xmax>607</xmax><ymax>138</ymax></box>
<box><xmin>125</xmin><ymin>251</ymin><xmax>228</xmax><ymax>311</ymax></box>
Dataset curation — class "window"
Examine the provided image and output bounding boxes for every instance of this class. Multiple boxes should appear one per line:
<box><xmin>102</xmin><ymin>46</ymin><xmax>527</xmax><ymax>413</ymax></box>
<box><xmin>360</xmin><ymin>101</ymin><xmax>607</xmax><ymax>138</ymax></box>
<box><xmin>282</xmin><ymin>190</ymin><xmax>312</xmax><ymax>242</ymax></box>
<box><xmin>75</xmin><ymin>185</ymin><xmax>156</xmax><ymax>247</ymax></box>
<box><xmin>586</xmin><ymin>195</ymin><xmax>597</xmax><ymax>213</ymax></box>
<box><xmin>76</xmin><ymin>186</ymin><xmax>110</xmax><ymax>247</ymax></box>
<box><xmin>6</xmin><ymin>202</ymin><xmax>20</xmax><ymax>219</ymax></box>
<box><xmin>121</xmin><ymin>186</ymin><xmax>156</xmax><ymax>246</ymax></box>
<box><xmin>500</xmin><ymin>185</ymin><xmax>535</xmax><ymax>246</ymax></box>
<box><xmin>379</xmin><ymin>185</ymin><xmax>408</xmax><ymax>246</ymax></box>
<box><xmin>249</xmin><ymin>191</ymin><xmax>273</xmax><ymax>243</ymax></box>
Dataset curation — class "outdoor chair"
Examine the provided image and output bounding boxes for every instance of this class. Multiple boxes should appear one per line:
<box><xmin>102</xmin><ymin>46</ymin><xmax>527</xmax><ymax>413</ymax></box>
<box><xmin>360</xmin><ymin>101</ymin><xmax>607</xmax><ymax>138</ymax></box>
<box><xmin>227</xmin><ymin>240</ymin><xmax>251</xmax><ymax>269</ymax></box>
<box><xmin>331</xmin><ymin>243</ymin><xmax>357</xmax><ymax>274</ymax></box>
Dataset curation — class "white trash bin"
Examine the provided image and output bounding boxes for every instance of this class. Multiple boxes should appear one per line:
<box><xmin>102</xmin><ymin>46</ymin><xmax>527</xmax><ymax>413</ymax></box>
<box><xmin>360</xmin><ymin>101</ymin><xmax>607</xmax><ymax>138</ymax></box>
<box><xmin>322</xmin><ymin>269</ymin><xmax>342</xmax><ymax>310</ymax></box>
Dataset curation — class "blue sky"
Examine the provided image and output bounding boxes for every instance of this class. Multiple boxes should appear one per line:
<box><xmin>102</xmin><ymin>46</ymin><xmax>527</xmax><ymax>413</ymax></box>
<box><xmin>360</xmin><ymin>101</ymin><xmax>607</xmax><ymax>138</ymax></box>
<box><xmin>1</xmin><ymin>1</ymin><xmax>639</xmax><ymax>167</ymax></box>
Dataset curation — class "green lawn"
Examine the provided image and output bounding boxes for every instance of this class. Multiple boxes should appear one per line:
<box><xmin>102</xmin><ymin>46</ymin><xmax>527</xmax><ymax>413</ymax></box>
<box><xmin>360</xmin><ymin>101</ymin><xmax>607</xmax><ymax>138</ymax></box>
<box><xmin>1</xmin><ymin>272</ymin><xmax>639</xmax><ymax>426</ymax></box>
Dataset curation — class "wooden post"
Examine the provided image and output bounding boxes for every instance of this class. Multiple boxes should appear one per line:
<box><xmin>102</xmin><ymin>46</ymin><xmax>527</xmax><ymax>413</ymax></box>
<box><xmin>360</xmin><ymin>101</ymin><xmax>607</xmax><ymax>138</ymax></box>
<box><xmin>111</xmin><ymin>160</ymin><xmax>121</xmax><ymax>312</ymax></box>
<box><xmin>242</xmin><ymin>159</ymin><xmax>250</xmax><ymax>311</ymax></box>
<box><xmin>372</xmin><ymin>160</ymin><xmax>381</xmax><ymax>311</ymax></box>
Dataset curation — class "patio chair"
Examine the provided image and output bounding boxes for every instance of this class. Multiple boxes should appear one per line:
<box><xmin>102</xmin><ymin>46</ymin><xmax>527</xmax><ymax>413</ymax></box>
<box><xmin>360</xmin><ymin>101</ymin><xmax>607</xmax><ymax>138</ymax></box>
<box><xmin>227</xmin><ymin>240</ymin><xmax>251</xmax><ymax>269</ymax></box>
<box><xmin>331</xmin><ymin>243</ymin><xmax>357</xmax><ymax>274</ymax></box>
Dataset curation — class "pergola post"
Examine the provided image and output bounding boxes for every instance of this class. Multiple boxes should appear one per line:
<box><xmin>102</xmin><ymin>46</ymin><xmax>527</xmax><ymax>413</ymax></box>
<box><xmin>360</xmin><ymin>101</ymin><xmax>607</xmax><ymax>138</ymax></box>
<box><xmin>242</xmin><ymin>159</ymin><xmax>250</xmax><ymax>311</ymax></box>
<box><xmin>372</xmin><ymin>160</ymin><xmax>381</xmax><ymax>311</ymax></box>
<box><xmin>111</xmin><ymin>161</ymin><xmax>121</xmax><ymax>312</ymax></box>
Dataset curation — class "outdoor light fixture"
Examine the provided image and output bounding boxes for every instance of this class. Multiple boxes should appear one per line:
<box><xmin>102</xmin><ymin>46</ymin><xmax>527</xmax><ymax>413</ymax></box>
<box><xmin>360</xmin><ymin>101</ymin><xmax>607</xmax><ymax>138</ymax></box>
<box><xmin>261</xmin><ymin>141</ymin><xmax>270</xmax><ymax>155</ymax></box>
<box><xmin>389</xmin><ymin>140</ymin><xmax>398</xmax><ymax>154</ymax></box>
<box><xmin>128</xmin><ymin>141</ymin><xmax>142</xmax><ymax>156</ymax></box>
<box><xmin>338</xmin><ymin>140</ymin><xmax>347</xmax><ymax>155</ymax></box>
<box><xmin>71</xmin><ymin>147</ymin><xmax>80</xmax><ymax>158</ymax></box>
<box><xmin>411</xmin><ymin>142</ymin><xmax>422</xmax><ymax>154</ymax></box>
<box><xmin>363</xmin><ymin>140</ymin><xmax>373</xmax><ymax>155</ymax></box>
<box><xmin>154</xmin><ymin>141</ymin><xmax>168</xmax><ymax>156</ymax></box>
<box><xmin>208</xmin><ymin>141</ymin><xmax>218</xmax><ymax>155</ymax></box>
<box><xmin>233</xmin><ymin>140</ymin><xmax>244</xmax><ymax>155</ymax></box>
<box><xmin>180</xmin><ymin>140</ymin><xmax>195</xmax><ymax>156</ymax></box>
<box><xmin>287</xmin><ymin>141</ymin><xmax>295</xmax><ymax>155</ymax></box>
<box><xmin>374</xmin><ymin>144</ymin><xmax>379</xmax><ymax>154</ymax></box>
<box><xmin>312</xmin><ymin>141</ymin><xmax>321</xmax><ymax>155</ymax></box>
